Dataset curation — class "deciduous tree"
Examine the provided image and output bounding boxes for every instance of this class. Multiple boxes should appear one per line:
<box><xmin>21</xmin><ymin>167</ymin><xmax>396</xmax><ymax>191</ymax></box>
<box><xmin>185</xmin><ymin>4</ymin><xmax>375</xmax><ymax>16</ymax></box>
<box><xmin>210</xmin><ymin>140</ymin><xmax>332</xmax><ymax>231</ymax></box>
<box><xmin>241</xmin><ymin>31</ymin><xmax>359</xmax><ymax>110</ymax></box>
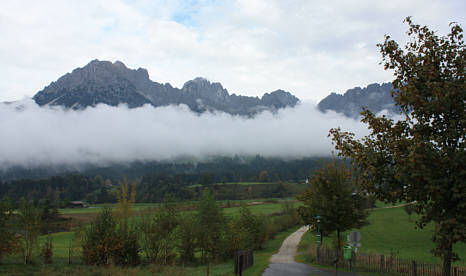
<box><xmin>297</xmin><ymin>161</ymin><xmax>370</xmax><ymax>254</ymax></box>
<box><xmin>196</xmin><ymin>189</ymin><xmax>225</xmax><ymax>264</ymax></box>
<box><xmin>140</xmin><ymin>201</ymin><xmax>179</xmax><ymax>264</ymax></box>
<box><xmin>81</xmin><ymin>207</ymin><xmax>140</xmax><ymax>266</ymax></box>
<box><xmin>330</xmin><ymin>18</ymin><xmax>465</xmax><ymax>276</ymax></box>
<box><xmin>113</xmin><ymin>177</ymin><xmax>137</xmax><ymax>227</ymax></box>
<box><xmin>17</xmin><ymin>199</ymin><xmax>41</xmax><ymax>264</ymax></box>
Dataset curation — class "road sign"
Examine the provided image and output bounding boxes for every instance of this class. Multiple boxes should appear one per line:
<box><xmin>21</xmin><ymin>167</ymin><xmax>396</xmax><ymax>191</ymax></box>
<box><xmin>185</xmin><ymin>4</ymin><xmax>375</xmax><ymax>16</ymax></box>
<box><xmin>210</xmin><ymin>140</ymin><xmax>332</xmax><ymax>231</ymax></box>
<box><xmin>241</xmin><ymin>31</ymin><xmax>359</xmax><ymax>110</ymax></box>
<box><xmin>348</xmin><ymin>231</ymin><xmax>361</xmax><ymax>243</ymax></box>
<box><xmin>347</xmin><ymin>231</ymin><xmax>361</xmax><ymax>276</ymax></box>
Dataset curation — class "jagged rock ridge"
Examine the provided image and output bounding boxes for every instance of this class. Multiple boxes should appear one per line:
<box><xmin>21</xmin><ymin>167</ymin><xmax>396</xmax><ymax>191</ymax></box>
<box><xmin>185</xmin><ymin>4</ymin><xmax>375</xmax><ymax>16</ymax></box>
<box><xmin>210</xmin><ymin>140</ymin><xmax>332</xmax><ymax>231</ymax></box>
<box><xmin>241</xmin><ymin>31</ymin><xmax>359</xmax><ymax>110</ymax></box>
<box><xmin>33</xmin><ymin>60</ymin><xmax>300</xmax><ymax>115</ymax></box>
<box><xmin>317</xmin><ymin>83</ymin><xmax>399</xmax><ymax>118</ymax></box>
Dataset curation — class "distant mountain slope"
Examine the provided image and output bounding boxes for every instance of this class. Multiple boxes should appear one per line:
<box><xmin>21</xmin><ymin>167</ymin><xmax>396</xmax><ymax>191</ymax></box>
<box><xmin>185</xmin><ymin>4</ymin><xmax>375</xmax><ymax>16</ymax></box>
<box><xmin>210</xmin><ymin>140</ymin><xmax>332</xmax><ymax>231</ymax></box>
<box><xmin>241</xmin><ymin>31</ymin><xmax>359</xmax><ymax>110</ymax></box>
<box><xmin>318</xmin><ymin>83</ymin><xmax>398</xmax><ymax>118</ymax></box>
<box><xmin>33</xmin><ymin>60</ymin><xmax>300</xmax><ymax>115</ymax></box>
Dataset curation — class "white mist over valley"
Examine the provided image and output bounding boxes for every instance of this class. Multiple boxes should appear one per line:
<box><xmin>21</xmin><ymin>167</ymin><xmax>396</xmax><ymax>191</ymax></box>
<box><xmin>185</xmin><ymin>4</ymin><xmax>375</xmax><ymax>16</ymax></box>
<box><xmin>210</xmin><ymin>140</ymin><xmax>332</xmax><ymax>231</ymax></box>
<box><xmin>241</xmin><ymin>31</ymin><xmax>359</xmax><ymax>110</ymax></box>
<box><xmin>0</xmin><ymin>99</ymin><xmax>370</xmax><ymax>169</ymax></box>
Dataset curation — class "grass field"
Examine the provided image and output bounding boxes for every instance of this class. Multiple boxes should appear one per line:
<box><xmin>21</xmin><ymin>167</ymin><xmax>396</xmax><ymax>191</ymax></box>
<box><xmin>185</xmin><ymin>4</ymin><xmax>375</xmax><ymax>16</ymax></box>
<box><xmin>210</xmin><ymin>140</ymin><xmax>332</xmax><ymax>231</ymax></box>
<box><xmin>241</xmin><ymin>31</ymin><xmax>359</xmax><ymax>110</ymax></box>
<box><xmin>0</xmin><ymin>258</ymin><xmax>236</xmax><ymax>276</ymax></box>
<box><xmin>58</xmin><ymin>199</ymin><xmax>297</xmax><ymax>225</ymax></box>
<box><xmin>222</xmin><ymin>182</ymin><xmax>297</xmax><ymax>186</ymax></box>
<box><xmin>58</xmin><ymin>198</ymin><xmax>295</xmax><ymax>214</ymax></box>
<box><xmin>187</xmin><ymin>181</ymin><xmax>297</xmax><ymax>188</ymax></box>
<box><xmin>296</xmin><ymin>205</ymin><xmax>466</xmax><ymax>265</ymax></box>
<box><xmin>31</xmin><ymin>199</ymin><xmax>295</xmax><ymax>260</ymax></box>
<box><xmin>0</xmin><ymin>224</ymin><xmax>298</xmax><ymax>276</ymax></box>
<box><xmin>41</xmin><ymin>200</ymin><xmax>291</xmax><ymax>261</ymax></box>
<box><xmin>59</xmin><ymin>203</ymin><xmax>161</xmax><ymax>214</ymax></box>
<box><xmin>0</xmin><ymin>213</ymin><xmax>298</xmax><ymax>276</ymax></box>
<box><xmin>9</xmin><ymin>199</ymin><xmax>465</xmax><ymax>275</ymax></box>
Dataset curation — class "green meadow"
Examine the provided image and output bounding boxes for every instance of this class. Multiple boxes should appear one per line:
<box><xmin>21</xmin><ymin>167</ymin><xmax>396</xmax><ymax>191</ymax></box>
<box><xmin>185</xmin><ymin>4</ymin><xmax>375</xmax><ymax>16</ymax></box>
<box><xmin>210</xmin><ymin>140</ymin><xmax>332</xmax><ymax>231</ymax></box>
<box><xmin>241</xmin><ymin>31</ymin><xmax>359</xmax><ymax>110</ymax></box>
<box><xmin>1</xmin><ymin>225</ymin><xmax>296</xmax><ymax>276</ymax></box>
<box><xmin>297</xmin><ymin>204</ymin><xmax>466</xmax><ymax>265</ymax></box>
<box><xmin>5</xmin><ymin>199</ymin><xmax>465</xmax><ymax>275</ymax></box>
<box><xmin>0</xmin><ymin>198</ymin><xmax>298</xmax><ymax>275</ymax></box>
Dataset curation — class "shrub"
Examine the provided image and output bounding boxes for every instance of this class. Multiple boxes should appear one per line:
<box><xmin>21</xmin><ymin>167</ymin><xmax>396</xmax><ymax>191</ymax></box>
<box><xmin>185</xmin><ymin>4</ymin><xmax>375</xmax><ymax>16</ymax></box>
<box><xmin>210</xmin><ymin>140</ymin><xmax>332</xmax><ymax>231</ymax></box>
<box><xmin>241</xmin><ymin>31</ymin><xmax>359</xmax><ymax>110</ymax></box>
<box><xmin>112</xmin><ymin>228</ymin><xmax>140</xmax><ymax>266</ymax></box>
<box><xmin>41</xmin><ymin>235</ymin><xmax>53</xmax><ymax>264</ymax></box>
<box><xmin>139</xmin><ymin>202</ymin><xmax>179</xmax><ymax>264</ymax></box>
<box><xmin>81</xmin><ymin>207</ymin><xmax>140</xmax><ymax>266</ymax></box>
<box><xmin>177</xmin><ymin>213</ymin><xmax>198</xmax><ymax>263</ymax></box>
<box><xmin>0</xmin><ymin>198</ymin><xmax>17</xmax><ymax>262</ymax></box>
<box><xmin>235</xmin><ymin>205</ymin><xmax>267</xmax><ymax>250</ymax></box>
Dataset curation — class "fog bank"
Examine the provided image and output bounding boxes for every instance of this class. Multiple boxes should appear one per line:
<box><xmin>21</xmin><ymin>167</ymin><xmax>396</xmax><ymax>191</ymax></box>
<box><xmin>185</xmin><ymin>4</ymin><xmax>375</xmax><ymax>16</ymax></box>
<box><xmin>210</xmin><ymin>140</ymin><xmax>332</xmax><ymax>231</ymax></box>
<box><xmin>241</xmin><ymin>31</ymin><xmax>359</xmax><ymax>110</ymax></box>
<box><xmin>0</xmin><ymin>100</ymin><xmax>370</xmax><ymax>169</ymax></box>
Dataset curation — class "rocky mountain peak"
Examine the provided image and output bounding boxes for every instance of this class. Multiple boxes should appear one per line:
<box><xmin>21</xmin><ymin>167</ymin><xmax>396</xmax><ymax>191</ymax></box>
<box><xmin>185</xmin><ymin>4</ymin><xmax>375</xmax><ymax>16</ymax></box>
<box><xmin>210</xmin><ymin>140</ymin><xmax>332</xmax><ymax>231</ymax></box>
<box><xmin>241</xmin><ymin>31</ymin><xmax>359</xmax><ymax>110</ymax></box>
<box><xmin>32</xmin><ymin>60</ymin><xmax>300</xmax><ymax>115</ymax></box>
<box><xmin>181</xmin><ymin>77</ymin><xmax>229</xmax><ymax>101</ymax></box>
<box><xmin>318</xmin><ymin>82</ymin><xmax>398</xmax><ymax>118</ymax></box>
<box><xmin>81</xmin><ymin>59</ymin><xmax>150</xmax><ymax>83</ymax></box>
<box><xmin>261</xmin><ymin>89</ymin><xmax>300</xmax><ymax>109</ymax></box>
<box><xmin>33</xmin><ymin>60</ymin><xmax>154</xmax><ymax>108</ymax></box>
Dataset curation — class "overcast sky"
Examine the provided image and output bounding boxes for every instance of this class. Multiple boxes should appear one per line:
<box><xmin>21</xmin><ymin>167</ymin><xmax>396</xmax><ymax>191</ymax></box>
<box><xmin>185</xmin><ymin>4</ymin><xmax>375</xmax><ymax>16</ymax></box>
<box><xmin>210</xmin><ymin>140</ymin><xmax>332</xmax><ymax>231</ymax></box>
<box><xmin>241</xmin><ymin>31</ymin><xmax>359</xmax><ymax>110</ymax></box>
<box><xmin>1</xmin><ymin>0</ymin><xmax>464</xmax><ymax>102</ymax></box>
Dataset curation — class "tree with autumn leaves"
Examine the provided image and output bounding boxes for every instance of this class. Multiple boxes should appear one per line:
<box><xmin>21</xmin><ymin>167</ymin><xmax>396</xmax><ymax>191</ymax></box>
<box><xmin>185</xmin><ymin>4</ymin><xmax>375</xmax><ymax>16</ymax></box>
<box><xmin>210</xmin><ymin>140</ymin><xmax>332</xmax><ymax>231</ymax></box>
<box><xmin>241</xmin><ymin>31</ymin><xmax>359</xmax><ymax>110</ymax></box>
<box><xmin>330</xmin><ymin>18</ymin><xmax>465</xmax><ymax>276</ymax></box>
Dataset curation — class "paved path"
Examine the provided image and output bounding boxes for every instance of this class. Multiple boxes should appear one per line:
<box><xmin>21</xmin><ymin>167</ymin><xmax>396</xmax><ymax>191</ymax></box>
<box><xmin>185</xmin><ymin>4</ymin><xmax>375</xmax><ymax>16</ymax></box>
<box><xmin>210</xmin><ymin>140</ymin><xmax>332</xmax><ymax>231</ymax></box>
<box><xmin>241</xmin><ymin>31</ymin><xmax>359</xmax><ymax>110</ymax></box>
<box><xmin>262</xmin><ymin>226</ymin><xmax>359</xmax><ymax>276</ymax></box>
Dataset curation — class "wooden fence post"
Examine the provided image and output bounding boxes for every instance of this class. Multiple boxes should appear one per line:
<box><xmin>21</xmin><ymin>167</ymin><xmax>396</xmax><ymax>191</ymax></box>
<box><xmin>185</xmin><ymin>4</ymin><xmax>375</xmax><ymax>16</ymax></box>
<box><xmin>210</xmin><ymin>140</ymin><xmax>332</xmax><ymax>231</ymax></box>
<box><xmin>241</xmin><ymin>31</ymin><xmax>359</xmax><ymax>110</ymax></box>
<box><xmin>380</xmin><ymin>255</ymin><xmax>384</xmax><ymax>275</ymax></box>
<box><xmin>317</xmin><ymin>246</ymin><xmax>320</xmax><ymax>263</ymax></box>
<box><xmin>412</xmin><ymin>260</ymin><xmax>417</xmax><ymax>276</ymax></box>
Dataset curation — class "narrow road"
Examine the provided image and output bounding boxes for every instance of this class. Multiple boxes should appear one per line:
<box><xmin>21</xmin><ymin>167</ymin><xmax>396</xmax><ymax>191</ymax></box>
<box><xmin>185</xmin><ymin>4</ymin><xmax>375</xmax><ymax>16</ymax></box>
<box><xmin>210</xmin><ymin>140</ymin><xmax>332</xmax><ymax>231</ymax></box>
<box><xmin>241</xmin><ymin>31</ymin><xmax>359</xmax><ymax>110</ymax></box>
<box><xmin>262</xmin><ymin>226</ymin><xmax>358</xmax><ymax>276</ymax></box>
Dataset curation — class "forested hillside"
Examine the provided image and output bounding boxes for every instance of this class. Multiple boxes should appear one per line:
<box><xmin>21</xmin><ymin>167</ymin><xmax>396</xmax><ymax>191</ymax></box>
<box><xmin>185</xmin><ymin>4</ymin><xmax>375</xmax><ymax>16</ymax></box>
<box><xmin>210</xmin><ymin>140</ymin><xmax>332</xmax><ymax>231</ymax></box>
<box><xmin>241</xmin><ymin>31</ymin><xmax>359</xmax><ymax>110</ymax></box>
<box><xmin>0</xmin><ymin>156</ymin><xmax>328</xmax><ymax>205</ymax></box>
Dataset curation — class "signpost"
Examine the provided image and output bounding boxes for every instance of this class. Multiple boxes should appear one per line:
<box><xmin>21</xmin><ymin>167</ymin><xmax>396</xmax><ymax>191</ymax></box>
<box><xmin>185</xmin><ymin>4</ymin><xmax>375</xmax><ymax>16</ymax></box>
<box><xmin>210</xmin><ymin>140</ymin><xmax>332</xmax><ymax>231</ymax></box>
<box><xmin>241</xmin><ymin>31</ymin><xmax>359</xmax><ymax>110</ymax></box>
<box><xmin>234</xmin><ymin>249</ymin><xmax>253</xmax><ymax>276</ymax></box>
<box><xmin>347</xmin><ymin>231</ymin><xmax>361</xmax><ymax>276</ymax></box>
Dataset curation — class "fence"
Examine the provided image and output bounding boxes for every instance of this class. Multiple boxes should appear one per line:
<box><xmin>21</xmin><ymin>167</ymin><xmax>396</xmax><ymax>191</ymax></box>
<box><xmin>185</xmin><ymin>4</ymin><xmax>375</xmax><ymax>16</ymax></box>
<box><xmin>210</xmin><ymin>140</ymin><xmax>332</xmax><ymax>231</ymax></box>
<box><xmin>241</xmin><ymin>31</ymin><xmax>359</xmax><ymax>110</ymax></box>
<box><xmin>306</xmin><ymin>246</ymin><xmax>466</xmax><ymax>276</ymax></box>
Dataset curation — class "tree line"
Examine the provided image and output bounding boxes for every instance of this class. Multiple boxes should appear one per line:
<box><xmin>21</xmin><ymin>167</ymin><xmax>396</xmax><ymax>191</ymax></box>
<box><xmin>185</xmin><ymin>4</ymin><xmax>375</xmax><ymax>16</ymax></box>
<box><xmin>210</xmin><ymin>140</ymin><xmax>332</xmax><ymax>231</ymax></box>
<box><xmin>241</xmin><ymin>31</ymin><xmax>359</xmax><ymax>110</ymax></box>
<box><xmin>0</xmin><ymin>168</ymin><xmax>314</xmax><ymax>206</ymax></box>
<box><xmin>0</xmin><ymin>156</ymin><xmax>327</xmax><ymax>182</ymax></box>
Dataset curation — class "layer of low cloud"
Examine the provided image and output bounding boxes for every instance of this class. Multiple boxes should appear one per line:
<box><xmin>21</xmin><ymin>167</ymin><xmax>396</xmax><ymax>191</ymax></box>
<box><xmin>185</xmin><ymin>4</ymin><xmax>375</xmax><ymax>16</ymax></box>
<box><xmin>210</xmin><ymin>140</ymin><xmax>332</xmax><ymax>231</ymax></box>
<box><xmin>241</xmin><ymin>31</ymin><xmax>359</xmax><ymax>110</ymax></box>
<box><xmin>0</xmin><ymin>100</ymin><xmax>370</xmax><ymax>169</ymax></box>
<box><xmin>1</xmin><ymin>0</ymin><xmax>464</xmax><ymax>102</ymax></box>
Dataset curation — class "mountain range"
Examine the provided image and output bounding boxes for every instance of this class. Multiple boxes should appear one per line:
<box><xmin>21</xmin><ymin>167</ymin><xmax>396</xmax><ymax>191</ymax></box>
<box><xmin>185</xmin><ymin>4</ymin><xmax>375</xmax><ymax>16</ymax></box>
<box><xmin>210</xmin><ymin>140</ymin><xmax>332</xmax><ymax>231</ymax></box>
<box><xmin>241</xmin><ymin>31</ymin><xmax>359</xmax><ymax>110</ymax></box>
<box><xmin>33</xmin><ymin>60</ymin><xmax>300</xmax><ymax>116</ymax></box>
<box><xmin>2</xmin><ymin>60</ymin><xmax>401</xmax><ymax>180</ymax></box>
<box><xmin>318</xmin><ymin>82</ymin><xmax>398</xmax><ymax>118</ymax></box>
<box><xmin>32</xmin><ymin>59</ymin><xmax>397</xmax><ymax>117</ymax></box>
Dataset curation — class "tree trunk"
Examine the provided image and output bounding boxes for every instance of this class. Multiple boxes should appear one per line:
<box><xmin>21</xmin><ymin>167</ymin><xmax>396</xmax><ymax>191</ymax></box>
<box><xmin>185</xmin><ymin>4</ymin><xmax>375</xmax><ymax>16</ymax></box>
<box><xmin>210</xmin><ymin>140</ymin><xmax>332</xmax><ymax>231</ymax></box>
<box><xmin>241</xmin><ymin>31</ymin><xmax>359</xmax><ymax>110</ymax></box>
<box><xmin>337</xmin><ymin>229</ymin><xmax>341</xmax><ymax>257</ymax></box>
<box><xmin>442</xmin><ymin>243</ymin><xmax>452</xmax><ymax>276</ymax></box>
<box><xmin>336</xmin><ymin>227</ymin><xmax>341</xmax><ymax>271</ymax></box>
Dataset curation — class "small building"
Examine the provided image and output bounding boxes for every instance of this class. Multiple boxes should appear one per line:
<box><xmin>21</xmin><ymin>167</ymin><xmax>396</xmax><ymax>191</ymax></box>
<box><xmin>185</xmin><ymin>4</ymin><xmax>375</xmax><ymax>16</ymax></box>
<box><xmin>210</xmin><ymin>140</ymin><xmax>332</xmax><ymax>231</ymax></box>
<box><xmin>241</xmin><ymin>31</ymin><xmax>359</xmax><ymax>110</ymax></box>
<box><xmin>69</xmin><ymin>201</ymin><xmax>88</xmax><ymax>208</ymax></box>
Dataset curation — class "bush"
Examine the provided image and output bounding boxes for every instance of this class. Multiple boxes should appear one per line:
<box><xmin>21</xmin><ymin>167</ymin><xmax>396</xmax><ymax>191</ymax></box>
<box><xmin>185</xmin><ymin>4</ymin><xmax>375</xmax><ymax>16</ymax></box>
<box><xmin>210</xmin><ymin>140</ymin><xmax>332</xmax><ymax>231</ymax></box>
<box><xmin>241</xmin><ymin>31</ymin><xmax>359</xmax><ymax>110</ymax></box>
<box><xmin>41</xmin><ymin>235</ymin><xmax>53</xmax><ymax>264</ymax></box>
<box><xmin>81</xmin><ymin>207</ymin><xmax>140</xmax><ymax>266</ymax></box>
<box><xmin>177</xmin><ymin>213</ymin><xmax>198</xmax><ymax>263</ymax></box>
<box><xmin>0</xmin><ymin>198</ymin><xmax>17</xmax><ymax>262</ymax></box>
<box><xmin>139</xmin><ymin>202</ymin><xmax>179</xmax><ymax>264</ymax></box>
<box><xmin>235</xmin><ymin>205</ymin><xmax>267</xmax><ymax>250</ymax></box>
<box><xmin>112</xmin><ymin>229</ymin><xmax>140</xmax><ymax>266</ymax></box>
<box><xmin>264</xmin><ymin>205</ymin><xmax>300</xmax><ymax>240</ymax></box>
